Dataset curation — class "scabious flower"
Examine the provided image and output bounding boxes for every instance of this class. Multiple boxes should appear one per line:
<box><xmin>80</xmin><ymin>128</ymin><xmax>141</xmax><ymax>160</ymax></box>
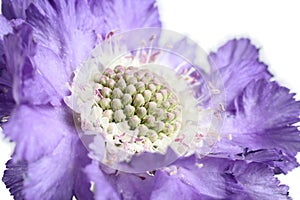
<box><xmin>1</xmin><ymin>1</ymin><xmax>299</xmax><ymax>200</ymax></box>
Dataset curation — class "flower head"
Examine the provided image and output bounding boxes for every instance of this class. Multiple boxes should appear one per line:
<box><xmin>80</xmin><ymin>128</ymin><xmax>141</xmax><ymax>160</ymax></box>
<box><xmin>1</xmin><ymin>1</ymin><xmax>300</xmax><ymax>200</ymax></box>
<box><xmin>65</xmin><ymin>28</ymin><xmax>225</xmax><ymax>173</ymax></box>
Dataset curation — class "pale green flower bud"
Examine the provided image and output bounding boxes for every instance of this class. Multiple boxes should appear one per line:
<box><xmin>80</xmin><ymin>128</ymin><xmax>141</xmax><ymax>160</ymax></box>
<box><xmin>101</xmin><ymin>87</ymin><xmax>112</xmax><ymax>97</ymax></box>
<box><xmin>116</xmin><ymin>78</ymin><xmax>126</xmax><ymax>91</ymax></box>
<box><xmin>103</xmin><ymin>109</ymin><xmax>113</xmax><ymax>122</ymax></box>
<box><xmin>128</xmin><ymin>115</ymin><xmax>141</xmax><ymax>129</ymax></box>
<box><xmin>133</xmin><ymin>94</ymin><xmax>145</xmax><ymax>107</ymax></box>
<box><xmin>99</xmin><ymin>98</ymin><xmax>111</xmax><ymax>109</ymax></box>
<box><xmin>111</xmin><ymin>99</ymin><xmax>123</xmax><ymax>111</ymax></box>
<box><xmin>111</xmin><ymin>88</ymin><xmax>123</xmax><ymax>99</ymax></box>
<box><xmin>137</xmin><ymin>107</ymin><xmax>147</xmax><ymax>119</ymax></box>
<box><xmin>125</xmin><ymin>84</ymin><xmax>137</xmax><ymax>95</ymax></box>
<box><xmin>143</xmin><ymin>90</ymin><xmax>152</xmax><ymax>103</ymax></box>
<box><xmin>122</xmin><ymin>93</ymin><xmax>132</xmax><ymax>105</ymax></box>
<box><xmin>124</xmin><ymin>105</ymin><xmax>135</xmax><ymax>118</ymax></box>
<box><xmin>114</xmin><ymin>110</ymin><xmax>126</xmax><ymax>122</ymax></box>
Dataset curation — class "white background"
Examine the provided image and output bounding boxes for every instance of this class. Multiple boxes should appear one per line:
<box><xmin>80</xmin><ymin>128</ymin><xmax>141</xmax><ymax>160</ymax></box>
<box><xmin>1</xmin><ymin>0</ymin><xmax>300</xmax><ymax>199</ymax></box>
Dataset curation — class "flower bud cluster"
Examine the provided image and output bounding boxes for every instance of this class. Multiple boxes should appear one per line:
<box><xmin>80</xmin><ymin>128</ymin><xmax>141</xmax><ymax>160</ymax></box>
<box><xmin>94</xmin><ymin>65</ymin><xmax>182</xmax><ymax>151</ymax></box>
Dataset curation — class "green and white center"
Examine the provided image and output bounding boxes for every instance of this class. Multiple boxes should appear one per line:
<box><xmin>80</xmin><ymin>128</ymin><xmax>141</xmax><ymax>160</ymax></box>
<box><xmin>93</xmin><ymin>65</ymin><xmax>182</xmax><ymax>153</ymax></box>
<box><xmin>67</xmin><ymin>29</ymin><xmax>224</xmax><ymax>171</ymax></box>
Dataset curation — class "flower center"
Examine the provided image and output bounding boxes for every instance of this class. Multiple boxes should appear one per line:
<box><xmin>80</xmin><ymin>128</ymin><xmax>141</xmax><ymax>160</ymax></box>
<box><xmin>67</xmin><ymin>28</ymin><xmax>225</xmax><ymax>172</ymax></box>
<box><xmin>91</xmin><ymin>65</ymin><xmax>182</xmax><ymax>154</ymax></box>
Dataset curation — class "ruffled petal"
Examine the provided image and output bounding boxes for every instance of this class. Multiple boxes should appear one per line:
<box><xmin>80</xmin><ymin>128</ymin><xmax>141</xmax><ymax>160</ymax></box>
<box><xmin>214</xmin><ymin>80</ymin><xmax>300</xmax><ymax>172</ymax></box>
<box><xmin>4</xmin><ymin>1</ymin><xmax>100</xmax><ymax>100</ymax></box>
<box><xmin>209</xmin><ymin>38</ymin><xmax>259</xmax><ymax>68</ymax></box>
<box><xmin>4</xmin><ymin>105</ymin><xmax>92</xmax><ymax>197</ymax></box>
<box><xmin>239</xmin><ymin>149</ymin><xmax>299</xmax><ymax>174</ymax></box>
<box><xmin>106</xmin><ymin>171</ymin><xmax>154</xmax><ymax>200</ymax></box>
<box><xmin>0</xmin><ymin>15</ymin><xmax>14</xmax><ymax>123</ymax></box>
<box><xmin>209</xmin><ymin>39</ymin><xmax>272</xmax><ymax>107</ymax></box>
<box><xmin>22</xmin><ymin>134</ymin><xmax>92</xmax><ymax>200</ymax></box>
<box><xmin>88</xmin><ymin>0</ymin><xmax>161</xmax><ymax>37</ymax></box>
<box><xmin>0</xmin><ymin>15</ymin><xmax>12</xmax><ymax>37</ymax></box>
<box><xmin>87</xmin><ymin>161</ymin><xmax>161</xmax><ymax>200</ymax></box>
<box><xmin>3</xmin><ymin>105</ymin><xmax>68</xmax><ymax>161</ymax></box>
<box><xmin>25</xmin><ymin>1</ymin><xmax>98</xmax><ymax>70</ymax></box>
<box><xmin>152</xmin><ymin>156</ymin><xmax>290</xmax><ymax>199</ymax></box>
<box><xmin>150</xmin><ymin>170</ymin><xmax>200</xmax><ymax>200</ymax></box>
<box><xmin>88</xmin><ymin>163</ymin><xmax>156</xmax><ymax>200</ymax></box>
<box><xmin>2</xmin><ymin>160</ymin><xmax>27</xmax><ymax>200</ymax></box>
<box><xmin>4</xmin><ymin>23</ymin><xmax>65</xmax><ymax>105</ymax></box>
<box><xmin>1</xmin><ymin>0</ymin><xmax>32</xmax><ymax>19</ymax></box>
<box><xmin>84</xmin><ymin>162</ymin><xmax>119</xmax><ymax>200</ymax></box>
<box><xmin>224</xmin><ymin>159</ymin><xmax>290</xmax><ymax>199</ymax></box>
<box><xmin>3</xmin><ymin>128</ymin><xmax>93</xmax><ymax>200</ymax></box>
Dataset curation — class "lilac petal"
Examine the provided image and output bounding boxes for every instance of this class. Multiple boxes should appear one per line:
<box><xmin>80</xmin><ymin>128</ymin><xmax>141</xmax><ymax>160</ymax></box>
<box><xmin>0</xmin><ymin>69</ymin><xmax>14</xmax><ymax>123</ymax></box>
<box><xmin>22</xmin><ymin>135</ymin><xmax>92</xmax><ymax>200</ymax></box>
<box><xmin>0</xmin><ymin>15</ymin><xmax>12</xmax><ymax>38</ymax></box>
<box><xmin>3</xmin><ymin>105</ymin><xmax>68</xmax><ymax>161</ymax></box>
<box><xmin>4</xmin><ymin>1</ymin><xmax>100</xmax><ymax>102</ymax></box>
<box><xmin>106</xmin><ymin>171</ymin><xmax>154</xmax><ymax>200</ymax></box>
<box><xmin>1</xmin><ymin>0</ymin><xmax>32</xmax><ymax>19</ymax></box>
<box><xmin>225</xmin><ymin>160</ymin><xmax>290</xmax><ymax>199</ymax></box>
<box><xmin>153</xmin><ymin>156</ymin><xmax>290</xmax><ymax>199</ymax></box>
<box><xmin>25</xmin><ymin>1</ymin><xmax>98</xmax><ymax>71</ymax></box>
<box><xmin>209</xmin><ymin>39</ymin><xmax>272</xmax><ymax>107</ymax></box>
<box><xmin>3</xmin><ymin>135</ymin><xmax>92</xmax><ymax>200</ymax></box>
<box><xmin>214</xmin><ymin>79</ymin><xmax>300</xmax><ymax>172</ymax></box>
<box><xmin>73</xmin><ymin>140</ymin><xmax>94</xmax><ymax>200</ymax></box>
<box><xmin>2</xmin><ymin>160</ymin><xmax>27</xmax><ymax>200</ymax></box>
<box><xmin>4</xmin><ymin>23</ymin><xmax>64</xmax><ymax>105</ymax></box>
<box><xmin>150</xmin><ymin>170</ymin><xmax>200</xmax><ymax>200</ymax></box>
<box><xmin>209</xmin><ymin>38</ymin><xmax>259</xmax><ymax>68</ymax></box>
<box><xmin>0</xmin><ymin>15</ymin><xmax>14</xmax><ymax>124</ymax></box>
<box><xmin>240</xmin><ymin>149</ymin><xmax>299</xmax><ymax>174</ymax></box>
<box><xmin>87</xmin><ymin>162</ymin><xmax>155</xmax><ymax>200</ymax></box>
<box><xmin>88</xmin><ymin>0</ymin><xmax>161</xmax><ymax>37</ymax></box>
<box><xmin>84</xmin><ymin>162</ymin><xmax>119</xmax><ymax>200</ymax></box>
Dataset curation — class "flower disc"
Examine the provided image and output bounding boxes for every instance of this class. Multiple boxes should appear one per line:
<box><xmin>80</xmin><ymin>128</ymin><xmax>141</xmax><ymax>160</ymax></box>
<box><xmin>68</xmin><ymin>28</ymin><xmax>225</xmax><ymax>173</ymax></box>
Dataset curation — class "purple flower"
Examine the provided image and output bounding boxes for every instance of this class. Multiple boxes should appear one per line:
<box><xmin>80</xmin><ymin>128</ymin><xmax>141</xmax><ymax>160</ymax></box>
<box><xmin>1</xmin><ymin>1</ymin><xmax>299</xmax><ymax>200</ymax></box>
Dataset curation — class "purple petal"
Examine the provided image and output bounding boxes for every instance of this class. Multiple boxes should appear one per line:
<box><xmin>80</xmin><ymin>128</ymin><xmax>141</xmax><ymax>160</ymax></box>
<box><xmin>150</xmin><ymin>169</ymin><xmax>200</xmax><ymax>200</ymax></box>
<box><xmin>3</xmin><ymin>105</ymin><xmax>68</xmax><ymax>161</ymax></box>
<box><xmin>0</xmin><ymin>68</ymin><xmax>14</xmax><ymax>123</ymax></box>
<box><xmin>209</xmin><ymin>39</ymin><xmax>272</xmax><ymax>107</ymax></box>
<box><xmin>225</xmin><ymin>160</ymin><xmax>290</xmax><ymax>199</ymax></box>
<box><xmin>87</xmin><ymin>162</ymin><xmax>156</xmax><ymax>200</ymax></box>
<box><xmin>0</xmin><ymin>15</ymin><xmax>15</xmax><ymax>123</ymax></box>
<box><xmin>22</xmin><ymin>135</ymin><xmax>92</xmax><ymax>200</ymax></box>
<box><xmin>1</xmin><ymin>0</ymin><xmax>32</xmax><ymax>19</ymax></box>
<box><xmin>84</xmin><ymin>162</ymin><xmax>119</xmax><ymax>200</ymax></box>
<box><xmin>214</xmin><ymin>80</ymin><xmax>300</xmax><ymax>172</ymax></box>
<box><xmin>4</xmin><ymin>23</ymin><xmax>63</xmax><ymax>105</ymax></box>
<box><xmin>88</xmin><ymin>0</ymin><xmax>161</xmax><ymax>37</ymax></box>
<box><xmin>106</xmin><ymin>171</ymin><xmax>154</xmax><ymax>200</ymax></box>
<box><xmin>209</xmin><ymin>38</ymin><xmax>259</xmax><ymax>68</ymax></box>
<box><xmin>0</xmin><ymin>15</ymin><xmax>12</xmax><ymax>38</ymax></box>
<box><xmin>240</xmin><ymin>149</ymin><xmax>299</xmax><ymax>174</ymax></box>
<box><xmin>25</xmin><ymin>1</ymin><xmax>98</xmax><ymax>70</ymax></box>
<box><xmin>3</xmin><ymin>132</ymin><xmax>93</xmax><ymax>200</ymax></box>
<box><xmin>153</xmin><ymin>156</ymin><xmax>290</xmax><ymax>199</ymax></box>
<box><xmin>2</xmin><ymin>160</ymin><xmax>27</xmax><ymax>200</ymax></box>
